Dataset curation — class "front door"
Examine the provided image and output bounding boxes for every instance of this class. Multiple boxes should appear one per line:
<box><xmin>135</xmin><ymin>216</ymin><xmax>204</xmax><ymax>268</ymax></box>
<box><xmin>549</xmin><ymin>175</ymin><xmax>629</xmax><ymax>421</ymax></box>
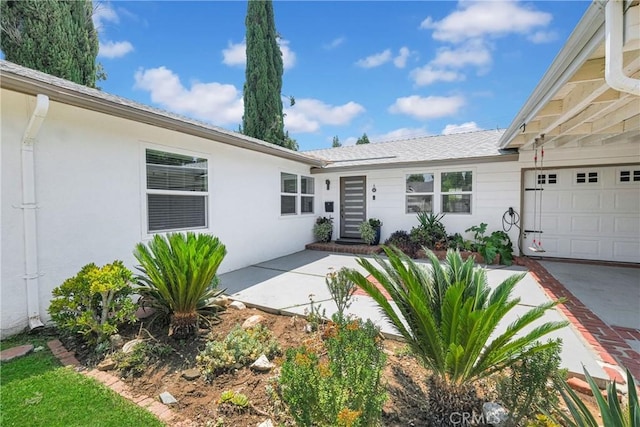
<box><xmin>340</xmin><ymin>176</ymin><xmax>366</xmax><ymax>238</ymax></box>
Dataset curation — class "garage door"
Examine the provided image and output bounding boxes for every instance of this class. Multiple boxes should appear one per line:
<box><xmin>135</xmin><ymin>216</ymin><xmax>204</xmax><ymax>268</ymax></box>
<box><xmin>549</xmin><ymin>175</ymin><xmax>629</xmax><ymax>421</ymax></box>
<box><xmin>522</xmin><ymin>165</ymin><xmax>640</xmax><ymax>263</ymax></box>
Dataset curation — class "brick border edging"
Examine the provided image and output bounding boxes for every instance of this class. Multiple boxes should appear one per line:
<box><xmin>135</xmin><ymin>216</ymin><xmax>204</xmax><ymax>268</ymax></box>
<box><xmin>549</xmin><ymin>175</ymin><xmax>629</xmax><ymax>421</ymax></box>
<box><xmin>521</xmin><ymin>258</ymin><xmax>640</xmax><ymax>384</ymax></box>
<box><xmin>46</xmin><ymin>340</ymin><xmax>194</xmax><ymax>426</ymax></box>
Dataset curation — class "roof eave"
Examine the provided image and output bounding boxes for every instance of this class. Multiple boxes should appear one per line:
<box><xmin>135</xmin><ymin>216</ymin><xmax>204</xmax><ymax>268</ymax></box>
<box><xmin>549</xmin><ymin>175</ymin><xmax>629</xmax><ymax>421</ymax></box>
<box><xmin>309</xmin><ymin>153</ymin><xmax>518</xmax><ymax>174</ymax></box>
<box><xmin>499</xmin><ymin>1</ymin><xmax>606</xmax><ymax>149</ymax></box>
<box><xmin>1</xmin><ymin>69</ymin><xmax>325</xmax><ymax>167</ymax></box>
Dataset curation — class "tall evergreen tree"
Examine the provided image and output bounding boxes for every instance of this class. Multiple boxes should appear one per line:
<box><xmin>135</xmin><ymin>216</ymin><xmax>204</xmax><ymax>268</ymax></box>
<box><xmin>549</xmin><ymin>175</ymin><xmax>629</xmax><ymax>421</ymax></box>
<box><xmin>243</xmin><ymin>0</ymin><xmax>293</xmax><ymax>148</ymax></box>
<box><xmin>1</xmin><ymin>0</ymin><xmax>100</xmax><ymax>87</ymax></box>
<box><xmin>356</xmin><ymin>133</ymin><xmax>371</xmax><ymax>145</ymax></box>
<box><xmin>332</xmin><ymin>136</ymin><xmax>342</xmax><ymax>148</ymax></box>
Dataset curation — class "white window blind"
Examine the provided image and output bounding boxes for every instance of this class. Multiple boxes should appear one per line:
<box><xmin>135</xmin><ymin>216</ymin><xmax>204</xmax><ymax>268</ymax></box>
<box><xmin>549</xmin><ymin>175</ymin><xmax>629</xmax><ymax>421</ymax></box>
<box><xmin>146</xmin><ymin>149</ymin><xmax>208</xmax><ymax>232</ymax></box>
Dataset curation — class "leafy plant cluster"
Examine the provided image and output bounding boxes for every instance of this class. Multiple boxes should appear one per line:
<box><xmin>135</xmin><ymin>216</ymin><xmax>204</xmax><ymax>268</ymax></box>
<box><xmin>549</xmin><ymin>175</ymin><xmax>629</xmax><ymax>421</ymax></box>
<box><xmin>384</xmin><ymin>230</ymin><xmax>419</xmax><ymax>258</ymax></box>
<box><xmin>313</xmin><ymin>216</ymin><xmax>334</xmax><ymax>242</ymax></box>
<box><xmin>196</xmin><ymin>325</ymin><xmax>281</xmax><ymax>380</ymax></box>
<box><xmin>49</xmin><ymin>232</ymin><xmax>229</xmax><ymax>354</ymax></box>
<box><xmin>410</xmin><ymin>212</ymin><xmax>448</xmax><ymax>250</ymax></box>
<box><xmin>279</xmin><ymin>319</ymin><xmax>387</xmax><ymax>427</ymax></box>
<box><xmin>496</xmin><ymin>339</ymin><xmax>564</xmax><ymax>426</ymax></box>
<box><xmin>347</xmin><ymin>247</ymin><xmax>568</xmax><ymax>425</ymax></box>
<box><xmin>112</xmin><ymin>341</ymin><xmax>172</xmax><ymax>378</ymax></box>
<box><xmin>358</xmin><ymin>218</ymin><xmax>382</xmax><ymax>245</ymax></box>
<box><xmin>465</xmin><ymin>222</ymin><xmax>514</xmax><ymax>265</ymax></box>
<box><xmin>218</xmin><ymin>390</ymin><xmax>250</xmax><ymax>414</ymax></box>
<box><xmin>48</xmin><ymin>261</ymin><xmax>137</xmax><ymax>345</ymax></box>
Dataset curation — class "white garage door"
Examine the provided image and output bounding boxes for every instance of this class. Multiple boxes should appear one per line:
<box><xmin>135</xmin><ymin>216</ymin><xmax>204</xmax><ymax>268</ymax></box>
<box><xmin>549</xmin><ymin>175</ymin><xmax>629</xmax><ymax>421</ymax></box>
<box><xmin>522</xmin><ymin>165</ymin><xmax>640</xmax><ymax>263</ymax></box>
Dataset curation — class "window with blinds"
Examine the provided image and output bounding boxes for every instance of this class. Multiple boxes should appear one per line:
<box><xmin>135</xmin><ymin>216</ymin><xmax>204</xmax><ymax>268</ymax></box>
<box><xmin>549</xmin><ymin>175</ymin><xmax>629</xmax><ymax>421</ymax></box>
<box><xmin>146</xmin><ymin>149</ymin><xmax>208</xmax><ymax>232</ymax></box>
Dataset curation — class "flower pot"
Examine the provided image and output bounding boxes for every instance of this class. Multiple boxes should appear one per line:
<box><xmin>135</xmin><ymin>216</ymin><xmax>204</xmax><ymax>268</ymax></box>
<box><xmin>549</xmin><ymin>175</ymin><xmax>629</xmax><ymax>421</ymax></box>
<box><xmin>372</xmin><ymin>227</ymin><xmax>381</xmax><ymax>245</ymax></box>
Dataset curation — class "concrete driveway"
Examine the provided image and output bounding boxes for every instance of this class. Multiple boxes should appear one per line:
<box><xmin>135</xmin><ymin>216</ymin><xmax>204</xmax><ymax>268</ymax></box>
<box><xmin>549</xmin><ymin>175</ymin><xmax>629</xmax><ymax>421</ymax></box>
<box><xmin>219</xmin><ymin>250</ymin><xmax>607</xmax><ymax>381</ymax></box>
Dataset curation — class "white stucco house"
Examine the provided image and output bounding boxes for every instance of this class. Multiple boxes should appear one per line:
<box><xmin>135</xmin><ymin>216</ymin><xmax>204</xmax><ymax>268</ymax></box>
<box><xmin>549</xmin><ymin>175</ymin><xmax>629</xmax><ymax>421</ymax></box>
<box><xmin>1</xmin><ymin>0</ymin><xmax>638</xmax><ymax>337</ymax></box>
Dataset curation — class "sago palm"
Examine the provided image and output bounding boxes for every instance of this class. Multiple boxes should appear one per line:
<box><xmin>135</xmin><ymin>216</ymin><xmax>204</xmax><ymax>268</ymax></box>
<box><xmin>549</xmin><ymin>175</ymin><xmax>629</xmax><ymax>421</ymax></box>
<box><xmin>134</xmin><ymin>232</ymin><xmax>227</xmax><ymax>338</ymax></box>
<box><xmin>347</xmin><ymin>246</ymin><xmax>568</xmax><ymax>385</ymax></box>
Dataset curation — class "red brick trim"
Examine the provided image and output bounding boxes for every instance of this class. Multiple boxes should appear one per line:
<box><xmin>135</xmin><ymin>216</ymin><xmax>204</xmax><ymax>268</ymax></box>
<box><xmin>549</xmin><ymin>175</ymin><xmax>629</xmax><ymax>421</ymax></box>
<box><xmin>305</xmin><ymin>242</ymin><xmax>383</xmax><ymax>255</ymax></box>
<box><xmin>47</xmin><ymin>340</ymin><xmax>194</xmax><ymax>426</ymax></box>
<box><xmin>521</xmin><ymin>259</ymin><xmax>639</xmax><ymax>384</ymax></box>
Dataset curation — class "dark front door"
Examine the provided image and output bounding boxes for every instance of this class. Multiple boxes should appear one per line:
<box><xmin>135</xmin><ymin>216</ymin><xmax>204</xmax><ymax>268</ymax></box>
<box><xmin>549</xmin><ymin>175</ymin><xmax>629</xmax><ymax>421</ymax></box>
<box><xmin>340</xmin><ymin>176</ymin><xmax>366</xmax><ymax>238</ymax></box>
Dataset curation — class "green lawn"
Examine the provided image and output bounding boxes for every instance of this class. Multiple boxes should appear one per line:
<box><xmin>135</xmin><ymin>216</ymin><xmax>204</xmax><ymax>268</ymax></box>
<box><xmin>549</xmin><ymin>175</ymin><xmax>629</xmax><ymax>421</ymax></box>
<box><xmin>1</xmin><ymin>331</ymin><xmax>164</xmax><ymax>427</ymax></box>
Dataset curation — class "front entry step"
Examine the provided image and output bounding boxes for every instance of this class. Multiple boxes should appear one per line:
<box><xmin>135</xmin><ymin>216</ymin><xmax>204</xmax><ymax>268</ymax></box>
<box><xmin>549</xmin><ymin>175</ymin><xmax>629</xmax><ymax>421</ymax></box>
<box><xmin>335</xmin><ymin>238</ymin><xmax>366</xmax><ymax>246</ymax></box>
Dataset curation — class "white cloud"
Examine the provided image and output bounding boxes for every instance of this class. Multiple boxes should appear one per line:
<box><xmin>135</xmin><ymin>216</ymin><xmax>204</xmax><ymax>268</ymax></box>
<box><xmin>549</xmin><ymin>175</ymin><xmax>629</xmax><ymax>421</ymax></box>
<box><xmin>98</xmin><ymin>40</ymin><xmax>134</xmax><ymax>58</ymax></box>
<box><xmin>420</xmin><ymin>1</ymin><xmax>552</xmax><ymax>43</ymax></box>
<box><xmin>133</xmin><ymin>66</ymin><xmax>243</xmax><ymax>126</ymax></box>
<box><xmin>528</xmin><ymin>30</ymin><xmax>558</xmax><ymax>44</ymax></box>
<box><xmin>221</xmin><ymin>39</ymin><xmax>296</xmax><ymax>70</ymax></box>
<box><xmin>374</xmin><ymin>127</ymin><xmax>429</xmax><ymax>142</ymax></box>
<box><xmin>410</xmin><ymin>66</ymin><xmax>464</xmax><ymax>86</ymax></box>
<box><xmin>92</xmin><ymin>2</ymin><xmax>134</xmax><ymax>59</ymax></box>
<box><xmin>431</xmin><ymin>40</ymin><xmax>492</xmax><ymax>69</ymax></box>
<box><xmin>92</xmin><ymin>2</ymin><xmax>119</xmax><ymax>30</ymax></box>
<box><xmin>284</xmin><ymin>98</ymin><xmax>365</xmax><ymax>133</ymax></box>
<box><xmin>442</xmin><ymin>121</ymin><xmax>482</xmax><ymax>135</ymax></box>
<box><xmin>324</xmin><ymin>37</ymin><xmax>345</xmax><ymax>50</ymax></box>
<box><xmin>342</xmin><ymin>136</ymin><xmax>359</xmax><ymax>146</ymax></box>
<box><xmin>389</xmin><ymin>95</ymin><xmax>465</xmax><ymax>120</ymax></box>
<box><xmin>393</xmin><ymin>47</ymin><xmax>411</xmax><ymax>68</ymax></box>
<box><xmin>356</xmin><ymin>49</ymin><xmax>392</xmax><ymax>68</ymax></box>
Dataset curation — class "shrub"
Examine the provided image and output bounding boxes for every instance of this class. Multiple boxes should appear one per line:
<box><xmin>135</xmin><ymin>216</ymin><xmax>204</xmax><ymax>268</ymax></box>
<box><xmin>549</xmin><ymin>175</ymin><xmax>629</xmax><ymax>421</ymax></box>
<box><xmin>133</xmin><ymin>232</ymin><xmax>227</xmax><ymax>338</ymax></box>
<box><xmin>358</xmin><ymin>221</ymin><xmax>376</xmax><ymax>245</ymax></box>
<box><xmin>497</xmin><ymin>339</ymin><xmax>563</xmax><ymax>426</ymax></box>
<box><xmin>48</xmin><ymin>261</ymin><xmax>137</xmax><ymax>345</ymax></box>
<box><xmin>313</xmin><ymin>217</ymin><xmax>333</xmax><ymax>242</ymax></box>
<box><xmin>112</xmin><ymin>341</ymin><xmax>172</xmax><ymax>377</ymax></box>
<box><xmin>325</xmin><ymin>267</ymin><xmax>357</xmax><ymax>323</ymax></box>
<box><xmin>219</xmin><ymin>390</ymin><xmax>250</xmax><ymax>413</ymax></box>
<box><xmin>346</xmin><ymin>247</ymin><xmax>568</xmax><ymax>425</ymax></box>
<box><xmin>197</xmin><ymin>324</ymin><xmax>280</xmax><ymax>380</ymax></box>
<box><xmin>466</xmin><ymin>223</ymin><xmax>514</xmax><ymax>265</ymax></box>
<box><xmin>410</xmin><ymin>212</ymin><xmax>447</xmax><ymax>250</ymax></box>
<box><xmin>279</xmin><ymin>319</ymin><xmax>386</xmax><ymax>427</ymax></box>
<box><xmin>384</xmin><ymin>230</ymin><xmax>418</xmax><ymax>258</ymax></box>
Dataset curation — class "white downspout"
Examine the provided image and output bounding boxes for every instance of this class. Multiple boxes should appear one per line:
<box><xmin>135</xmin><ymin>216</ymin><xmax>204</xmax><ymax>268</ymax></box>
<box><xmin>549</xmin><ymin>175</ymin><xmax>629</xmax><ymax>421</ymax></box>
<box><xmin>21</xmin><ymin>94</ymin><xmax>49</xmax><ymax>330</ymax></box>
<box><xmin>605</xmin><ymin>0</ymin><xmax>640</xmax><ymax>96</ymax></box>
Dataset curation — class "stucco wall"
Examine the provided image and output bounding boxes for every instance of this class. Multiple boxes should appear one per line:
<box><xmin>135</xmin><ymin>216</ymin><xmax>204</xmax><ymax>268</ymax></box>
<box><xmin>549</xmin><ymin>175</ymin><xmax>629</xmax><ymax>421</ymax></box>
<box><xmin>1</xmin><ymin>89</ymin><xmax>317</xmax><ymax>336</ymax></box>
<box><xmin>313</xmin><ymin>160</ymin><xmax>522</xmax><ymax>252</ymax></box>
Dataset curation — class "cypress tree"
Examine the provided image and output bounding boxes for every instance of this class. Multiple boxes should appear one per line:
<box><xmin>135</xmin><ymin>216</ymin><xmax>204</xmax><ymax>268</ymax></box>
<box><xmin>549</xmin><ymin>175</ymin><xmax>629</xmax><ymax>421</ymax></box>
<box><xmin>243</xmin><ymin>0</ymin><xmax>290</xmax><ymax>148</ymax></box>
<box><xmin>1</xmin><ymin>0</ymin><xmax>99</xmax><ymax>87</ymax></box>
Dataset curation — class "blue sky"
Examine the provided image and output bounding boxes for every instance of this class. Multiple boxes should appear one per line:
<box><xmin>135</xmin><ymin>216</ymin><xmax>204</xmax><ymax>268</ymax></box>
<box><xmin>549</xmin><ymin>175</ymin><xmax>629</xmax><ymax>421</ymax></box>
<box><xmin>89</xmin><ymin>1</ymin><xmax>590</xmax><ymax>151</ymax></box>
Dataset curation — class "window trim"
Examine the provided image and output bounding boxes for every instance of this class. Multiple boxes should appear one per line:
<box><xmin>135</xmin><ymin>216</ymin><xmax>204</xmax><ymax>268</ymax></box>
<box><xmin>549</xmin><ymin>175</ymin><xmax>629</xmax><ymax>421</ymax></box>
<box><xmin>141</xmin><ymin>144</ymin><xmax>211</xmax><ymax>236</ymax></box>
<box><xmin>440</xmin><ymin>170</ymin><xmax>474</xmax><ymax>215</ymax></box>
<box><xmin>405</xmin><ymin>172</ymin><xmax>434</xmax><ymax>214</ymax></box>
<box><xmin>280</xmin><ymin>172</ymin><xmax>315</xmax><ymax>217</ymax></box>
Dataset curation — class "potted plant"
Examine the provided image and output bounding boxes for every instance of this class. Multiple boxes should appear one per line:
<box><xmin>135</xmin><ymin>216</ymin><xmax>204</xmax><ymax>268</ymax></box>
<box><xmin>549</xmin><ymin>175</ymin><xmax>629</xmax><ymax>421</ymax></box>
<box><xmin>359</xmin><ymin>218</ymin><xmax>383</xmax><ymax>245</ymax></box>
<box><xmin>313</xmin><ymin>216</ymin><xmax>333</xmax><ymax>242</ymax></box>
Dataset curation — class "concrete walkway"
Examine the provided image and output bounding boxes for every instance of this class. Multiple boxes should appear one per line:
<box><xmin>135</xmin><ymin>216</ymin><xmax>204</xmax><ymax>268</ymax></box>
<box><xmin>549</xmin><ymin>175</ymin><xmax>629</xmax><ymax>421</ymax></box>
<box><xmin>220</xmin><ymin>250</ymin><xmax>607</xmax><ymax>381</ymax></box>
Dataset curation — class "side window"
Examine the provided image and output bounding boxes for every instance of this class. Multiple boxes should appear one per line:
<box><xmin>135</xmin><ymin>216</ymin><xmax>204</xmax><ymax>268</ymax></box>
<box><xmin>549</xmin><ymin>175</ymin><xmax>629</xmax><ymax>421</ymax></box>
<box><xmin>146</xmin><ymin>149</ymin><xmax>208</xmax><ymax>233</ymax></box>
<box><xmin>441</xmin><ymin>171</ymin><xmax>472</xmax><ymax>214</ymax></box>
<box><xmin>406</xmin><ymin>173</ymin><xmax>434</xmax><ymax>214</ymax></box>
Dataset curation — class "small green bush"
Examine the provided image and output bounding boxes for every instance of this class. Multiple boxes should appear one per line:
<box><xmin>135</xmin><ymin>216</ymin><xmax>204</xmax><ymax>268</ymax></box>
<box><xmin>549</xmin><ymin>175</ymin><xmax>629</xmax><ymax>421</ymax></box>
<box><xmin>410</xmin><ymin>212</ymin><xmax>447</xmax><ymax>250</ymax></box>
<box><xmin>384</xmin><ymin>230</ymin><xmax>418</xmax><ymax>258</ymax></box>
<box><xmin>313</xmin><ymin>217</ymin><xmax>333</xmax><ymax>242</ymax></box>
<box><xmin>196</xmin><ymin>325</ymin><xmax>280</xmax><ymax>380</ymax></box>
<box><xmin>279</xmin><ymin>319</ymin><xmax>387</xmax><ymax>427</ymax></box>
<box><xmin>465</xmin><ymin>223</ymin><xmax>514</xmax><ymax>265</ymax></box>
<box><xmin>48</xmin><ymin>261</ymin><xmax>137</xmax><ymax>345</ymax></box>
<box><xmin>497</xmin><ymin>339</ymin><xmax>563</xmax><ymax>426</ymax></box>
<box><xmin>358</xmin><ymin>221</ymin><xmax>376</xmax><ymax>245</ymax></box>
<box><xmin>112</xmin><ymin>341</ymin><xmax>172</xmax><ymax>378</ymax></box>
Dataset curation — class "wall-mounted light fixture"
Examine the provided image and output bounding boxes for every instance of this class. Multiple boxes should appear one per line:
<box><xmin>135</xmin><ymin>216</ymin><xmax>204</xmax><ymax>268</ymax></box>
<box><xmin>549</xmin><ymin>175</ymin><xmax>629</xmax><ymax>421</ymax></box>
<box><xmin>372</xmin><ymin>184</ymin><xmax>377</xmax><ymax>193</ymax></box>
<box><xmin>325</xmin><ymin>179</ymin><xmax>331</xmax><ymax>190</ymax></box>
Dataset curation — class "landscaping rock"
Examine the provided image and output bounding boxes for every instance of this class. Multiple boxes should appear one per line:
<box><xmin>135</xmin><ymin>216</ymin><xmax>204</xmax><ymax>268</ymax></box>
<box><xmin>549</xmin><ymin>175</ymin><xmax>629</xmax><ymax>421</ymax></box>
<box><xmin>229</xmin><ymin>301</ymin><xmax>247</xmax><ymax>310</ymax></box>
<box><xmin>110</xmin><ymin>334</ymin><xmax>124</xmax><ymax>349</ymax></box>
<box><xmin>257</xmin><ymin>419</ymin><xmax>274</xmax><ymax>427</ymax></box>
<box><xmin>250</xmin><ymin>355</ymin><xmax>275</xmax><ymax>372</ymax></box>
<box><xmin>483</xmin><ymin>402</ymin><xmax>509</xmax><ymax>427</ymax></box>
<box><xmin>0</xmin><ymin>344</ymin><xmax>34</xmax><ymax>362</ymax></box>
<box><xmin>33</xmin><ymin>346</ymin><xmax>44</xmax><ymax>353</ymax></box>
<box><xmin>567</xmin><ymin>377</ymin><xmax>592</xmax><ymax>395</ymax></box>
<box><xmin>135</xmin><ymin>306</ymin><xmax>155</xmax><ymax>319</ymax></box>
<box><xmin>242</xmin><ymin>315</ymin><xmax>265</xmax><ymax>329</ymax></box>
<box><xmin>159</xmin><ymin>391</ymin><xmax>178</xmax><ymax>405</ymax></box>
<box><xmin>122</xmin><ymin>339</ymin><xmax>145</xmax><ymax>354</ymax></box>
<box><xmin>213</xmin><ymin>295</ymin><xmax>232</xmax><ymax>307</ymax></box>
<box><xmin>97</xmin><ymin>358</ymin><xmax>116</xmax><ymax>371</ymax></box>
<box><xmin>182</xmin><ymin>369</ymin><xmax>201</xmax><ymax>381</ymax></box>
